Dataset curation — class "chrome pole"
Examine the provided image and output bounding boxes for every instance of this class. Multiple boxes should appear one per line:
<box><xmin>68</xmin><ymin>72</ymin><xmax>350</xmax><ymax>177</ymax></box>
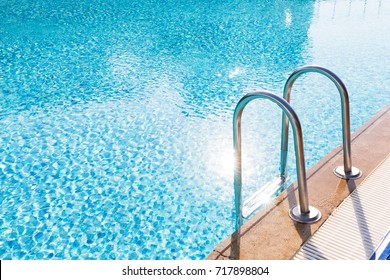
<box><xmin>280</xmin><ymin>65</ymin><xmax>362</xmax><ymax>180</ymax></box>
<box><xmin>233</xmin><ymin>91</ymin><xmax>321</xmax><ymax>229</ymax></box>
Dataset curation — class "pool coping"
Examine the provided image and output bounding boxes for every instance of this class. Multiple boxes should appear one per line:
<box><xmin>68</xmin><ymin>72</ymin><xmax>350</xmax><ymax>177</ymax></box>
<box><xmin>294</xmin><ymin>153</ymin><xmax>390</xmax><ymax>259</ymax></box>
<box><xmin>207</xmin><ymin>104</ymin><xmax>390</xmax><ymax>260</ymax></box>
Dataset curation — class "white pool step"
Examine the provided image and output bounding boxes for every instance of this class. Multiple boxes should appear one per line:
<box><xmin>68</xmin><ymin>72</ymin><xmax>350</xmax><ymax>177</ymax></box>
<box><xmin>294</xmin><ymin>154</ymin><xmax>390</xmax><ymax>260</ymax></box>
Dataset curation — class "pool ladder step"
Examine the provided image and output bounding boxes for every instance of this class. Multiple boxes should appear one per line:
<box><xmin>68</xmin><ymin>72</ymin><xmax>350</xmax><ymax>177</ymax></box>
<box><xmin>234</xmin><ymin>65</ymin><xmax>362</xmax><ymax>231</ymax></box>
<box><xmin>242</xmin><ymin>176</ymin><xmax>285</xmax><ymax>219</ymax></box>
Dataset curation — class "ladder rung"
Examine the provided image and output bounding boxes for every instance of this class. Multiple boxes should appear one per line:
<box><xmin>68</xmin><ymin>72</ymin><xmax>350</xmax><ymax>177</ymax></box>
<box><xmin>242</xmin><ymin>176</ymin><xmax>285</xmax><ymax>218</ymax></box>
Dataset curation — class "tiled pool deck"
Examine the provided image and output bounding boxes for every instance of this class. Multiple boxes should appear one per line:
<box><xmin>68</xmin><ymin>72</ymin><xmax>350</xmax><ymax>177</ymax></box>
<box><xmin>208</xmin><ymin>104</ymin><xmax>390</xmax><ymax>260</ymax></box>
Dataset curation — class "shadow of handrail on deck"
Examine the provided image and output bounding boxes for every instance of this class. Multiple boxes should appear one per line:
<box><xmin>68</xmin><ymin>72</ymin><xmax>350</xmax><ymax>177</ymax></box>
<box><xmin>285</xmin><ymin>183</ymin><xmax>327</xmax><ymax>260</ymax></box>
<box><xmin>346</xmin><ymin>180</ymin><xmax>376</xmax><ymax>258</ymax></box>
<box><xmin>291</xmin><ymin>179</ymin><xmax>376</xmax><ymax>260</ymax></box>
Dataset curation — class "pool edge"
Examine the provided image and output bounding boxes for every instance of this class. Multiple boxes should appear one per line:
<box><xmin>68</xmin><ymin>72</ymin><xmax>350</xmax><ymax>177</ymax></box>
<box><xmin>207</xmin><ymin>104</ymin><xmax>390</xmax><ymax>260</ymax></box>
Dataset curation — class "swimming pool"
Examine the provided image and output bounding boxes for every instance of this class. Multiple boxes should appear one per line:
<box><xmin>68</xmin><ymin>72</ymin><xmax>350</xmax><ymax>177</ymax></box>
<box><xmin>1</xmin><ymin>0</ymin><xmax>390</xmax><ymax>260</ymax></box>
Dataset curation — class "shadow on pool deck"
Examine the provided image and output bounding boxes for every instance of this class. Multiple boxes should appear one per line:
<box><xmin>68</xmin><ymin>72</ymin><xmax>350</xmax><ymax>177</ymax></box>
<box><xmin>207</xmin><ymin>104</ymin><xmax>390</xmax><ymax>260</ymax></box>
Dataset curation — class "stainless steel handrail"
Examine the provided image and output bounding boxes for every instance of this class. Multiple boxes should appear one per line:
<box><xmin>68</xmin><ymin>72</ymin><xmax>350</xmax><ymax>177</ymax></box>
<box><xmin>233</xmin><ymin>91</ymin><xmax>321</xmax><ymax>230</ymax></box>
<box><xmin>280</xmin><ymin>65</ymin><xmax>362</xmax><ymax>180</ymax></box>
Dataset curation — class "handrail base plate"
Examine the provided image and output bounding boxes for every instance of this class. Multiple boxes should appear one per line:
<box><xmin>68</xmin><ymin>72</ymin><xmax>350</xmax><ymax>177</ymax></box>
<box><xmin>333</xmin><ymin>166</ymin><xmax>362</xmax><ymax>179</ymax></box>
<box><xmin>289</xmin><ymin>205</ymin><xmax>321</xmax><ymax>224</ymax></box>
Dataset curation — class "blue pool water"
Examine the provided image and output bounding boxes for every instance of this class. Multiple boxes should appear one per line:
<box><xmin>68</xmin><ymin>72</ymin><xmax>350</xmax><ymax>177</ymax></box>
<box><xmin>1</xmin><ymin>0</ymin><xmax>390</xmax><ymax>259</ymax></box>
<box><xmin>370</xmin><ymin>230</ymin><xmax>390</xmax><ymax>260</ymax></box>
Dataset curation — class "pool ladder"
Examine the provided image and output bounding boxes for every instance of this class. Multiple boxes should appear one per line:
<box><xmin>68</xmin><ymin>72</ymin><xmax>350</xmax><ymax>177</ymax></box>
<box><xmin>233</xmin><ymin>65</ymin><xmax>362</xmax><ymax>231</ymax></box>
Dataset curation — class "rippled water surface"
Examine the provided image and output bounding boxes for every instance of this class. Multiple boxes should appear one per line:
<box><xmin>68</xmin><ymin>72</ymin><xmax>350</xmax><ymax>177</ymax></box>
<box><xmin>1</xmin><ymin>0</ymin><xmax>390</xmax><ymax>259</ymax></box>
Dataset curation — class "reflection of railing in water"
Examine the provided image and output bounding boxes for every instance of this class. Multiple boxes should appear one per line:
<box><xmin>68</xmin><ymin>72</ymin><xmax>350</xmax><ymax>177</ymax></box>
<box><xmin>233</xmin><ymin>91</ymin><xmax>321</xmax><ymax>232</ymax></box>
<box><xmin>280</xmin><ymin>65</ymin><xmax>362</xmax><ymax>180</ymax></box>
<box><xmin>318</xmin><ymin>0</ymin><xmax>383</xmax><ymax>19</ymax></box>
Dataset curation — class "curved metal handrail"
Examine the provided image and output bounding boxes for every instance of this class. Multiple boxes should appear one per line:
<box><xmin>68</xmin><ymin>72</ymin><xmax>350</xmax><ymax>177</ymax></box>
<box><xmin>233</xmin><ymin>91</ymin><xmax>321</xmax><ymax>230</ymax></box>
<box><xmin>280</xmin><ymin>65</ymin><xmax>362</xmax><ymax>180</ymax></box>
